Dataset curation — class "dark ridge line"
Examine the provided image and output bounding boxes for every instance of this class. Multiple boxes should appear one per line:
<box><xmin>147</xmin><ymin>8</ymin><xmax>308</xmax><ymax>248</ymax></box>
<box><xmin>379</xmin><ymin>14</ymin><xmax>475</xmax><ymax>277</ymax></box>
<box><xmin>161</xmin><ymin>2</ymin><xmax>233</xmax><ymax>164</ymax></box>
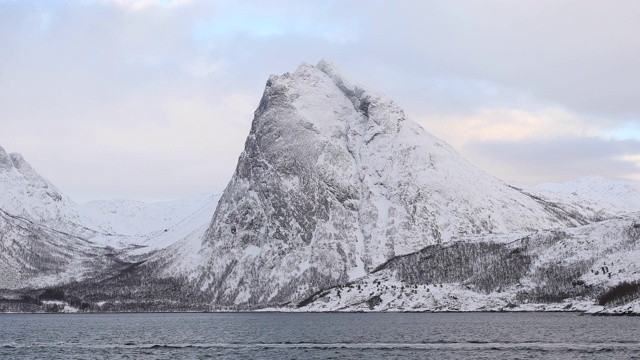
<box><xmin>507</xmin><ymin>185</ymin><xmax>591</xmax><ymax>226</ymax></box>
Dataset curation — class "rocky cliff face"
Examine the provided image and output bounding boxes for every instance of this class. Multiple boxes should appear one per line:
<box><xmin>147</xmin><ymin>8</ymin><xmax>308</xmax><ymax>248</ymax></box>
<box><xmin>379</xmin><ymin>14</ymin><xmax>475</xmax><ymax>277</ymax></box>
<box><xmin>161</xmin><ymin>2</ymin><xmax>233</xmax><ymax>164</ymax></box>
<box><xmin>195</xmin><ymin>60</ymin><xmax>599</xmax><ymax>308</ymax></box>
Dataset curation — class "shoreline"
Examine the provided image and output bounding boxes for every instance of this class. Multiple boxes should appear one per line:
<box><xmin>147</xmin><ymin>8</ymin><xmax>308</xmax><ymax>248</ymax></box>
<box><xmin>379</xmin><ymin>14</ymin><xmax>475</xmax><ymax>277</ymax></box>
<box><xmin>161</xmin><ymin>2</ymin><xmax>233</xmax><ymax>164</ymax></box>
<box><xmin>1</xmin><ymin>309</ymin><xmax>638</xmax><ymax>316</ymax></box>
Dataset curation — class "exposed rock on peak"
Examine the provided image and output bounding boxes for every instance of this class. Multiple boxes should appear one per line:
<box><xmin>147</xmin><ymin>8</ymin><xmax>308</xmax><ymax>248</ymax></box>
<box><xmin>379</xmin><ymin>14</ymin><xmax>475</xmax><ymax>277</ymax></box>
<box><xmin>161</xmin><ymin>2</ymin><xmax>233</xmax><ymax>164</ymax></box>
<box><xmin>0</xmin><ymin>146</ymin><xmax>13</xmax><ymax>170</ymax></box>
<box><xmin>9</xmin><ymin>152</ymin><xmax>26</xmax><ymax>168</ymax></box>
<box><xmin>8</xmin><ymin>152</ymin><xmax>51</xmax><ymax>189</ymax></box>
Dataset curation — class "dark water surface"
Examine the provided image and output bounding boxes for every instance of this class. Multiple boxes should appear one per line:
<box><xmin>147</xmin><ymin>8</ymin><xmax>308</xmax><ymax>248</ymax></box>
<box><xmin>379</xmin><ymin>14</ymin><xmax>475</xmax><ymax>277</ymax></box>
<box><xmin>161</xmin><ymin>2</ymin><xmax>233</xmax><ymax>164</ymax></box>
<box><xmin>1</xmin><ymin>312</ymin><xmax>639</xmax><ymax>359</ymax></box>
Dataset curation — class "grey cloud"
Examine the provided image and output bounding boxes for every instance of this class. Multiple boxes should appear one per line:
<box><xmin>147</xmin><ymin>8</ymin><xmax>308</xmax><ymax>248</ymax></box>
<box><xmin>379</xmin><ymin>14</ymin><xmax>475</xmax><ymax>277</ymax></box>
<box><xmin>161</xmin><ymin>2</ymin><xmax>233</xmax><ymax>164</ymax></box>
<box><xmin>1</xmin><ymin>0</ymin><xmax>639</xmax><ymax>201</ymax></box>
<box><xmin>463</xmin><ymin>137</ymin><xmax>640</xmax><ymax>185</ymax></box>
<box><xmin>208</xmin><ymin>0</ymin><xmax>640</xmax><ymax>122</ymax></box>
<box><xmin>360</xmin><ymin>0</ymin><xmax>640</xmax><ymax>121</ymax></box>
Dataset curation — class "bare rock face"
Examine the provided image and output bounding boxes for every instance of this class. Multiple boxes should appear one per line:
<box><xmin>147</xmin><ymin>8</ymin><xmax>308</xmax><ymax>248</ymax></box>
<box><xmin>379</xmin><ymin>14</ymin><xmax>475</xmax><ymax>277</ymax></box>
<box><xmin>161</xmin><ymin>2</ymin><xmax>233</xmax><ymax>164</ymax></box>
<box><xmin>192</xmin><ymin>60</ymin><xmax>594</xmax><ymax>308</ymax></box>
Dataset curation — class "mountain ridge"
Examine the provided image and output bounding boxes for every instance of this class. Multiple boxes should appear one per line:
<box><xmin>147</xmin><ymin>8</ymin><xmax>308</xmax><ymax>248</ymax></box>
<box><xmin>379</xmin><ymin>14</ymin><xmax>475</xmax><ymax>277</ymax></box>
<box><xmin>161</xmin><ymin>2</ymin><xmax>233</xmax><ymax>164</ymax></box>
<box><xmin>537</xmin><ymin>176</ymin><xmax>640</xmax><ymax>210</ymax></box>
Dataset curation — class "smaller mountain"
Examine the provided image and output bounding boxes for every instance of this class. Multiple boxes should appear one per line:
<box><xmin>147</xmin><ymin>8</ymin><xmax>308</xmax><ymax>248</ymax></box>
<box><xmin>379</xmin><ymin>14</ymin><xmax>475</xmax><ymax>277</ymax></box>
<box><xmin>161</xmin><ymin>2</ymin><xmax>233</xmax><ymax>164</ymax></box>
<box><xmin>0</xmin><ymin>145</ymin><xmax>221</xmax><ymax>253</ymax></box>
<box><xmin>299</xmin><ymin>214</ymin><xmax>640</xmax><ymax>313</ymax></box>
<box><xmin>537</xmin><ymin>176</ymin><xmax>640</xmax><ymax>210</ymax></box>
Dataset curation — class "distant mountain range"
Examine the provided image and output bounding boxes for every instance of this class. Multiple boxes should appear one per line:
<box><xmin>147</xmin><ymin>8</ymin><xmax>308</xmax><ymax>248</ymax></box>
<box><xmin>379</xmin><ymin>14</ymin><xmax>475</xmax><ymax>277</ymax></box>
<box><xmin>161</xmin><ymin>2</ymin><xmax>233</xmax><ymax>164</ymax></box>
<box><xmin>1</xmin><ymin>61</ymin><xmax>639</xmax><ymax>315</ymax></box>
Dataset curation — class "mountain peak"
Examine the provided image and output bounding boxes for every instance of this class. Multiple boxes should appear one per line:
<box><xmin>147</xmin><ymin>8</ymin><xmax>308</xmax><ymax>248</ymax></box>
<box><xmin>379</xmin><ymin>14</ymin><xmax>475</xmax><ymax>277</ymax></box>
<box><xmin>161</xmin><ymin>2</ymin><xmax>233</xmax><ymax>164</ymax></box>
<box><xmin>5</xmin><ymin>152</ymin><xmax>49</xmax><ymax>189</ymax></box>
<box><xmin>193</xmin><ymin>60</ymin><xmax>596</xmax><ymax>308</ymax></box>
<box><xmin>0</xmin><ymin>146</ymin><xmax>35</xmax><ymax>174</ymax></box>
<box><xmin>0</xmin><ymin>145</ymin><xmax>13</xmax><ymax>170</ymax></box>
<box><xmin>9</xmin><ymin>152</ymin><xmax>27</xmax><ymax>170</ymax></box>
<box><xmin>315</xmin><ymin>58</ymin><xmax>358</xmax><ymax>90</ymax></box>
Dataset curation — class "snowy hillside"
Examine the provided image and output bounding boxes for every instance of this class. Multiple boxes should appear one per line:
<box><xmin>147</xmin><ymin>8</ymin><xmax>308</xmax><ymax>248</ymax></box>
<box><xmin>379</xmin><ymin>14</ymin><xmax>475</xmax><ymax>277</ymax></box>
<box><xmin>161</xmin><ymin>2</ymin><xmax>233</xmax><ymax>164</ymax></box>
<box><xmin>0</xmin><ymin>208</ymin><xmax>119</xmax><ymax>290</ymax></box>
<box><xmin>81</xmin><ymin>193</ymin><xmax>221</xmax><ymax>253</ymax></box>
<box><xmin>537</xmin><ymin>176</ymin><xmax>640</xmax><ymax>210</ymax></box>
<box><xmin>298</xmin><ymin>214</ymin><xmax>640</xmax><ymax>314</ymax></box>
<box><xmin>508</xmin><ymin>182</ymin><xmax>630</xmax><ymax>220</ymax></box>
<box><xmin>0</xmin><ymin>146</ymin><xmax>92</xmax><ymax>239</ymax></box>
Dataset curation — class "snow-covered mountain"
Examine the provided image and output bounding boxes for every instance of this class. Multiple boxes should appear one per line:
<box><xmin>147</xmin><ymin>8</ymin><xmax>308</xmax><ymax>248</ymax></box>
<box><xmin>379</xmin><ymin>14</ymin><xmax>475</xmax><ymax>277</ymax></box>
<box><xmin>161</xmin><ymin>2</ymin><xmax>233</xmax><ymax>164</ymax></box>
<box><xmin>0</xmin><ymin>145</ymin><xmax>220</xmax><ymax>252</ymax></box>
<box><xmin>0</xmin><ymin>146</ymin><xmax>90</xmax><ymax>239</ymax></box>
<box><xmin>0</xmin><ymin>145</ymin><xmax>220</xmax><ymax>290</ymax></box>
<box><xmin>177</xmin><ymin>60</ymin><xmax>622</xmax><ymax>309</ymax></box>
<box><xmin>537</xmin><ymin>176</ymin><xmax>640</xmax><ymax>211</ymax></box>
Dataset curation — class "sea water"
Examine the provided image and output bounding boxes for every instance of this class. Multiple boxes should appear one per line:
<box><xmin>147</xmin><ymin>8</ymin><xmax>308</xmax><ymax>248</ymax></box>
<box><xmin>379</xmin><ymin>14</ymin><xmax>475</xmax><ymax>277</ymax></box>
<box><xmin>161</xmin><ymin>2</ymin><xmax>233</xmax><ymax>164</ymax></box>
<box><xmin>1</xmin><ymin>312</ymin><xmax>639</xmax><ymax>359</ymax></box>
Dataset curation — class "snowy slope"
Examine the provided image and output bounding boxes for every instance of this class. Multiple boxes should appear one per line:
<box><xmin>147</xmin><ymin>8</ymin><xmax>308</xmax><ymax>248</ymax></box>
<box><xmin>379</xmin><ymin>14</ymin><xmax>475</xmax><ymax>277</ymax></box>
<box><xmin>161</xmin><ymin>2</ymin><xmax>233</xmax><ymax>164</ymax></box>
<box><xmin>509</xmin><ymin>182</ymin><xmax>630</xmax><ymax>220</ymax></box>
<box><xmin>81</xmin><ymin>193</ymin><xmax>221</xmax><ymax>252</ymax></box>
<box><xmin>0</xmin><ymin>208</ymin><xmax>118</xmax><ymax>290</ymax></box>
<box><xmin>537</xmin><ymin>176</ymin><xmax>640</xmax><ymax>210</ymax></box>
<box><xmin>298</xmin><ymin>213</ymin><xmax>640</xmax><ymax>313</ymax></box>
<box><xmin>186</xmin><ymin>60</ymin><xmax>618</xmax><ymax>309</ymax></box>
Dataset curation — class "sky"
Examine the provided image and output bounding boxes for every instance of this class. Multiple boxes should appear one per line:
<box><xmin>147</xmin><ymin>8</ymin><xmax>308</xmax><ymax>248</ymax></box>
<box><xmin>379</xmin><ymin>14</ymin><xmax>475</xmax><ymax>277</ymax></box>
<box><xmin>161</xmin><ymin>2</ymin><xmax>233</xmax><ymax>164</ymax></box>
<box><xmin>1</xmin><ymin>0</ymin><xmax>639</xmax><ymax>203</ymax></box>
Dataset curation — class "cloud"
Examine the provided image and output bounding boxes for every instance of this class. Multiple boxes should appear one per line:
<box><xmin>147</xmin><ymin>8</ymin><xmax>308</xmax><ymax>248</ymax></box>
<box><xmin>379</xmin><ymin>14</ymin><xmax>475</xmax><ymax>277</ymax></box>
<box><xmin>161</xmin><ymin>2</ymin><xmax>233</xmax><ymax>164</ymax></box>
<box><xmin>416</xmin><ymin>106</ymin><xmax>603</xmax><ymax>148</ymax></box>
<box><xmin>107</xmin><ymin>0</ymin><xmax>194</xmax><ymax>11</ymax></box>
<box><xmin>463</xmin><ymin>137</ymin><xmax>640</xmax><ymax>184</ymax></box>
<box><xmin>361</xmin><ymin>0</ymin><xmax>640</xmax><ymax>121</ymax></box>
<box><xmin>415</xmin><ymin>105</ymin><xmax>640</xmax><ymax>185</ymax></box>
<box><xmin>620</xmin><ymin>155</ymin><xmax>640</xmax><ymax>180</ymax></box>
<box><xmin>0</xmin><ymin>0</ymin><xmax>639</xmax><ymax>201</ymax></box>
<box><xmin>190</xmin><ymin>0</ymin><xmax>360</xmax><ymax>43</ymax></box>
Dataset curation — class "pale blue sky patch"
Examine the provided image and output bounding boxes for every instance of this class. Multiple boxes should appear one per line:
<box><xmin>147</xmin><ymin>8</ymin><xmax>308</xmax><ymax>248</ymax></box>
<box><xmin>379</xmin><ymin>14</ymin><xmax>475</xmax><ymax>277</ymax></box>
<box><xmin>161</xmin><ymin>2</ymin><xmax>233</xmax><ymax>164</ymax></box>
<box><xmin>191</xmin><ymin>17</ymin><xmax>357</xmax><ymax>42</ymax></box>
<box><xmin>37</xmin><ymin>10</ymin><xmax>53</xmax><ymax>30</ymax></box>
<box><xmin>190</xmin><ymin>2</ymin><xmax>359</xmax><ymax>44</ymax></box>
<box><xmin>19</xmin><ymin>7</ymin><xmax>56</xmax><ymax>36</ymax></box>
<box><xmin>607</xmin><ymin>122</ymin><xmax>640</xmax><ymax>141</ymax></box>
<box><xmin>192</xmin><ymin>16</ymin><xmax>285</xmax><ymax>41</ymax></box>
